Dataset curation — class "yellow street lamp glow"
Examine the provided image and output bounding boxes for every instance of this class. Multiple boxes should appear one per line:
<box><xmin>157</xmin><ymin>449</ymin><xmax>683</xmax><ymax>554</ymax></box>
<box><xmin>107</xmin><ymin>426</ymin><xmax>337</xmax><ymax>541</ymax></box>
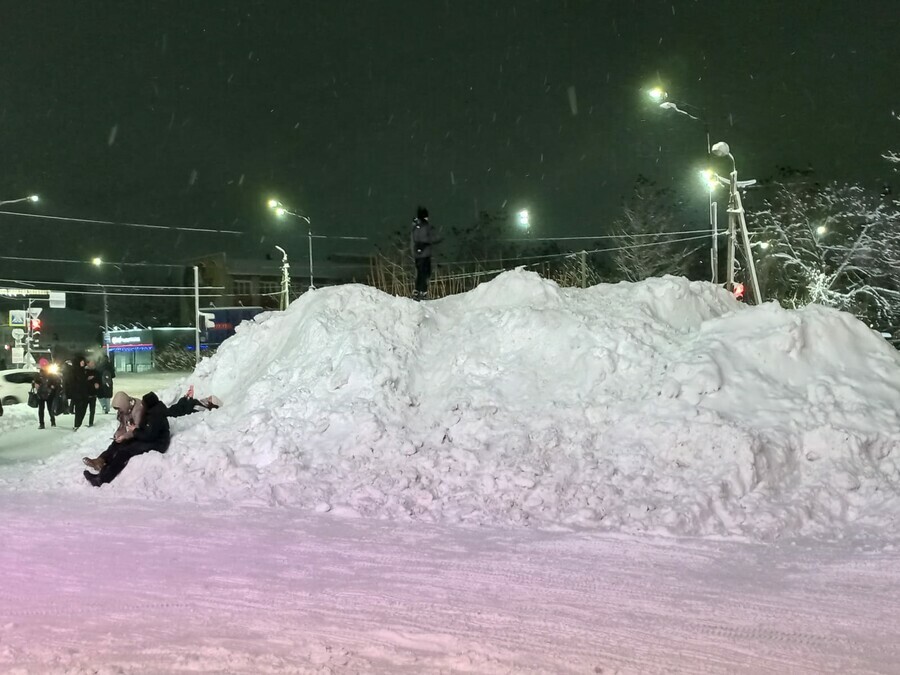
<box><xmin>275</xmin><ymin>206</ymin><xmax>286</xmax><ymax>217</ymax></box>
<box><xmin>648</xmin><ymin>87</ymin><xmax>666</xmax><ymax>102</ymax></box>
<box><xmin>91</xmin><ymin>256</ymin><xmax>103</xmax><ymax>266</ymax></box>
<box><xmin>267</xmin><ymin>198</ymin><xmax>279</xmax><ymax>209</ymax></box>
<box><xmin>759</xmin><ymin>241</ymin><xmax>770</xmax><ymax>250</ymax></box>
<box><xmin>47</xmin><ymin>363</ymin><xmax>59</xmax><ymax>375</ymax></box>
<box><xmin>816</xmin><ymin>225</ymin><xmax>827</xmax><ymax>236</ymax></box>
<box><xmin>516</xmin><ymin>209</ymin><xmax>530</xmax><ymax>229</ymax></box>
<box><xmin>29</xmin><ymin>195</ymin><xmax>39</xmax><ymax>203</ymax></box>
<box><xmin>700</xmin><ymin>169</ymin><xmax>718</xmax><ymax>191</ymax></box>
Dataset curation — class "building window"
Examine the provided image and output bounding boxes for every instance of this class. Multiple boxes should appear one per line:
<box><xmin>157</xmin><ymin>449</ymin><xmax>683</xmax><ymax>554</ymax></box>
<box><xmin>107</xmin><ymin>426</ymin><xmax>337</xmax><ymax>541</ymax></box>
<box><xmin>233</xmin><ymin>279</ymin><xmax>252</xmax><ymax>297</ymax></box>
<box><xmin>259</xmin><ymin>281</ymin><xmax>280</xmax><ymax>297</ymax></box>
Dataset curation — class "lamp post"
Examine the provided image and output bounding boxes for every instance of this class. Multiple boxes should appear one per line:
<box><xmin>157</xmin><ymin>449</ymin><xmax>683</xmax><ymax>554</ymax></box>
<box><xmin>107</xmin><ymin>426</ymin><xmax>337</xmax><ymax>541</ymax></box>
<box><xmin>92</xmin><ymin>257</ymin><xmax>109</xmax><ymax>347</ymax></box>
<box><xmin>710</xmin><ymin>141</ymin><xmax>763</xmax><ymax>304</ymax></box>
<box><xmin>274</xmin><ymin>245</ymin><xmax>290</xmax><ymax>310</ymax></box>
<box><xmin>0</xmin><ymin>194</ymin><xmax>39</xmax><ymax>207</ymax></box>
<box><xmin>268</xmin><ymin>199</ymin><xmax>314</xmax><ymax>290</ymax></box>
<box><xmin>648</xmin><ymin>88</ymin><xmax>719</xmax><ymax>284</ymax></box>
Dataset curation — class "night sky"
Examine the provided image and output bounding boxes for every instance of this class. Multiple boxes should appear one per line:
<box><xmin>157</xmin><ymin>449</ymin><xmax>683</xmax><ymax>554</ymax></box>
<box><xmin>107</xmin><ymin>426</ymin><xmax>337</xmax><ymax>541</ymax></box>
<box><xmin>2</xmin><ymin>0</ymin><xmax>898</xmax><ymax>277</ymax></box>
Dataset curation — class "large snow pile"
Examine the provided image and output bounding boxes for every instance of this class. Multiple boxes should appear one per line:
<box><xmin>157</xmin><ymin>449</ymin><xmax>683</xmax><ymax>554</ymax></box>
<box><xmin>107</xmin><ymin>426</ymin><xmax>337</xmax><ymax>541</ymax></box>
<box><xmin>5</xmin><ymin>270</ymin><xmax>900</xmax><ymax>539</ymax></box>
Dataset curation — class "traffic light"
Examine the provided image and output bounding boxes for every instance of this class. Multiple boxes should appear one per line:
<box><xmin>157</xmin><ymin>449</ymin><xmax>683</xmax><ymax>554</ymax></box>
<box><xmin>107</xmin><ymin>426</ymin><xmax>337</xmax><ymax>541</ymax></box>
<box><xmin>732</xmin><ymin>282</ymin><xmax>745</xmax><ymax>301</ymax></box>
<box><xmin>29</xmin><ymin>318</ymin><xmax>42</xmax><ymax>331</ymax></box>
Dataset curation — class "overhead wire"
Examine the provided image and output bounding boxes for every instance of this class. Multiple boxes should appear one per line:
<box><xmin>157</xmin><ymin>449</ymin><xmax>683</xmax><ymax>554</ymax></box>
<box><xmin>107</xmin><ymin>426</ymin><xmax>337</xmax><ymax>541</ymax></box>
<box><xmin>0</xmin><ymin>210</ymin><xmax>243</xmax><ymax>235</ymax></box>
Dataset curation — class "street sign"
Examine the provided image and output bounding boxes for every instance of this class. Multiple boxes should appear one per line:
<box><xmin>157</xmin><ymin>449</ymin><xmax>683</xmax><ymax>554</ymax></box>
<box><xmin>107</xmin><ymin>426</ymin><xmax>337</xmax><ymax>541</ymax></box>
<box><xmin>11</xmin><ymin>347</ymin><xmax>24</xmax><ymax>364</ymax></box>
<box><xmin>11</xmin><ymin>328</ymin><xmax>25</xmax><ymax>340</ymax></box>
<box><xmin>8</xmin><ymin>310</ymin><xmax>25</xmax><ymax>326</ymax></box>
<box><xmin>49</xmin><ymin>291</ymin><xmax>66</xmax><ymax>308</ymax></box>
<box><xmin>27</xmin><ymin>307</ymin><xmax>42</xmax><ymax>318</ymax></box>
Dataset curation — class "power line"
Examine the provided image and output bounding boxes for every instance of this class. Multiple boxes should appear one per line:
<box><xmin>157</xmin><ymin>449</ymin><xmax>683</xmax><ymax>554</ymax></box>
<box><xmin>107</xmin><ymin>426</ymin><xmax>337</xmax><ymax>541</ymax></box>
<box><xmin>443</xmin><ymin>233</ymin><xmax>717</xmax><ymax>267</ymax></box>
<box><xmin>502</xmin><ymin>228</ymin><xmax>713</xmax><ymax>242</ymax></box>
<box><xmin>0</xmin><ymin>210</ymin><xmax>243</xmax><ymax>235</ymax></box>
<box><xmin>0</xmin><ymin>278</ymin><xmax>223</xmax><ymax>290</ymax></box>
<box><xmin>0</xmin><ymin>254</ymin><xmax>184</xmax><ymax>269</ymax></box>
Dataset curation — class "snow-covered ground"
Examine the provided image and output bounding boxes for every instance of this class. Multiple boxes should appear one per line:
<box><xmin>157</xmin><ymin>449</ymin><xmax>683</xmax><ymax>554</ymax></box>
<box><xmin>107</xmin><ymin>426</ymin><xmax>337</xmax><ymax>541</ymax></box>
<box><xmin>2</xmin><ymin>272</ymin><xmax>900</xmax><ymax>672</ymax></box>
<box><xmin>2</xmin><ymin>493</ymin><xmax>899</xmax><ymax>674</ymax></box>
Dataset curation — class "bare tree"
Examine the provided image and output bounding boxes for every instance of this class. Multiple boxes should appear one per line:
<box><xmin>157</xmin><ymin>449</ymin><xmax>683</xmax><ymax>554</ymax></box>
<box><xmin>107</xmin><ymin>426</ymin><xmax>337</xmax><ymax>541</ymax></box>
<box><xmin>613</xmin><ymin>177</ymin><xmax>705</xmax><ymax>282</ymax></box>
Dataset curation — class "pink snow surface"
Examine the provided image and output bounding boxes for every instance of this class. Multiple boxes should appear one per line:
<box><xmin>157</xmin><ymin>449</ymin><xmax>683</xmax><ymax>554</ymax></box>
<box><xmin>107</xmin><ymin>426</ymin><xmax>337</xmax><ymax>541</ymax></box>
<box><xmin>1</xmin><ymin>493</ymin><xmax>899</xmax><ymax>674</ymax></box>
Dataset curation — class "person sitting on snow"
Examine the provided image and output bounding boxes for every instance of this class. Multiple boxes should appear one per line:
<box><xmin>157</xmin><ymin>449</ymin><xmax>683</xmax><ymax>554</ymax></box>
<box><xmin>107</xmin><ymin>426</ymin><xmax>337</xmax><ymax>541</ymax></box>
<box><xmin>83</xmin><ymin>391</ymin><xmax>171</xmax><ymax>487</ymax></box>
<box><xmin>82</xmin><ymin>387</ymin><xmax>222</xmax><ymax>484</ymax></box>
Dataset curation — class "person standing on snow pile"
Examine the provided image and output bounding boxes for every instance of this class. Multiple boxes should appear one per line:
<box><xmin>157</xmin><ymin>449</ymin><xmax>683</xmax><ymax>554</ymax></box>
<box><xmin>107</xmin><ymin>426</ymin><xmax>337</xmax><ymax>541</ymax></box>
<box><xmin>82</xmin><ymin>392</ymin><xmax>171</xmax><ymax>486</ymax></box>
<box><xmin>411</xmin><ymin>205</ymin><xmax>441</xmax><ymax>301</ymax></box>
<box><xmin>32</xmin><ymin>364</ymin><xmax>61</xmax><ymax>429</ymax></box>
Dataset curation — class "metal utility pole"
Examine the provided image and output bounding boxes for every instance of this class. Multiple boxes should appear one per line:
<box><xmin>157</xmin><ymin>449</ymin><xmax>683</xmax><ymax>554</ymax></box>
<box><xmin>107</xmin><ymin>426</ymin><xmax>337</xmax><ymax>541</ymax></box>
<box><xmin>307</xmin><ymin>227</ymin><xmax>315</xmax><ymax>291</ymax></box>
<box><xmin>275</xmin><ymin>245</ymin><xmax>290</xmax><ymax>310</ymax></box>
<box><xmin>193</xmin><ymin>266</ymin><xmax>200</xmax><ymax>365</ymax></box>
<box><xmin>712</xmin><ymin>142</ymin><xmax>762</xmax><ymax>304</ymax></box>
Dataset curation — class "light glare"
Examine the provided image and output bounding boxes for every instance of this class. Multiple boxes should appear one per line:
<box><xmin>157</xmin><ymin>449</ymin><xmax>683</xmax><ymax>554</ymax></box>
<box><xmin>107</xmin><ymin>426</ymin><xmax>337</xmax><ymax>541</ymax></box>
<box><xmin>29</xmin><ymin>195</ymin><xmax>39</xmax><ymax>202</ymax></box>
<box><xmin>91</xmin><ymin>256</ymin><xmax>103</xmax><ymax>266</ymax></box>
<box><xmin>816</xmin><ymin>225</ymin><xmax>827</xmax><ymax>235</ymax></box>
<box><xmin>516</xmin><ymin>209</ymin><xmax>530</xmax><ymax>229</ymax></box>
<box><xmin>648</xmin><ymin>87</ymin><xmax>665</xmax><ymax>102</ymax></box>
<box><xmin>267</xmin><ymin>198</ymin><xmax>279</xmax><ymax>209</ymax></box>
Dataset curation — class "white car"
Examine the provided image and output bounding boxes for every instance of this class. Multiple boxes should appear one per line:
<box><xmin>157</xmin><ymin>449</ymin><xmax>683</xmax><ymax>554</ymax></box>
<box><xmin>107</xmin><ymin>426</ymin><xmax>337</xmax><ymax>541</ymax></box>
<box><xmin>0</xmin><ymin>368</ymin><xmax>39</xmax><ymax>406</ymax></box>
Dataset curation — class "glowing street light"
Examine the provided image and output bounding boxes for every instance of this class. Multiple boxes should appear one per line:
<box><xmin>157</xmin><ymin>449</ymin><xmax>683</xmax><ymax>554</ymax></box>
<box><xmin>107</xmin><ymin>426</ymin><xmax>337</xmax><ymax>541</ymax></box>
<box><xmin>516</xmin><ymin>209</ymin><xmax>530</xmax><ymax>230</ymax></box>
<box><xmin>0</xmin><ymin>194</ymin><xmax>40</xmax><ymax>207</ymax></box>
<box><xmin>649</xmin><ymin>86</ymin><xmax>717</xmax><ymax>281</ymax></box>
<box><xmin>759</xmin><ymin>241</ymin><xmax>770</xmax><ymax>250</ymax></box>
<box><xmin>267</xmin><ymin>197</ymin><xmax>314</xmax><ymax>290</ymax></box>
<box><xmin>816</xmin><ymin>225</ymin><xmax>827</xmax><ymax>236</ymax></box>
<box><xmin>700</xmin><ymin>169</ymin><xmax>719</xmax><ymax>192</ymax></box>
<box><xmin>91</xmin><ymin>256</ymin><xmax>103</xmax><ymax>266</ymax></box>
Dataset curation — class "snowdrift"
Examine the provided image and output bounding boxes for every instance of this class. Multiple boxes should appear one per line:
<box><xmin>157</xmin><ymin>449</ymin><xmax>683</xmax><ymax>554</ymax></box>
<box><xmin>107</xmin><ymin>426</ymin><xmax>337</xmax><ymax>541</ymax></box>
<box><xmin>5</xmin><ymin>270</ymin><xmax>900</xmax><ymax>539</ymax></box>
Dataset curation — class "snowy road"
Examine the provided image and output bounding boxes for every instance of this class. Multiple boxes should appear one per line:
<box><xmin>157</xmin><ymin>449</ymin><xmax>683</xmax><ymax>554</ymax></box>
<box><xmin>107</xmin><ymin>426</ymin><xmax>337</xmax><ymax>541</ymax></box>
<box><xmin>1</xmin><ymin>493</ymin><xmax>898</xmax><ymax>674</ymax></box>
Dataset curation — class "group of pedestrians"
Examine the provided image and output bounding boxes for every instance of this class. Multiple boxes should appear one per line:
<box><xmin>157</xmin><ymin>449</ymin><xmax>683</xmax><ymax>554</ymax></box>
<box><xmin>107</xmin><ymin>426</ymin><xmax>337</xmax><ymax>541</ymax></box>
<box><xmin>32</xmin><ymin>353</ymin><xmax>115</xmax><ymax>430</ymax></box>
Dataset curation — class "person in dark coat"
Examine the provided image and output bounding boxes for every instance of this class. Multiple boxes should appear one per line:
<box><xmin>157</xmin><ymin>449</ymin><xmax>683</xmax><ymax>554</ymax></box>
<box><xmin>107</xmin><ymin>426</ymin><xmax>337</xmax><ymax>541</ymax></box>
<box><xmin>32</xmin><ymin>365</ymin><xmax>61</xmax><ymax>429</ymax></box>
<box><xmin>94</xmin><ymin>352</ymin><xmax>115</xmax><ymax>414</ymax></box>
<box><xmin>60</xmin><ymin>359</ymin><xmax>74</xmax><ymax>414</ymax></box>
<box><xmin>83</xmin><ymin>392</ymin><xmax>171</xmax><ymax>487</ymax></box>
<box><xmin>70</xmin><ymin>356</ymin><xmax>91</xmax><ymax>430</ymax></box>
<box><xmin>411</xmin><ymin>206</ymin><xmax>440</xmax><ymax>301</ymax></box>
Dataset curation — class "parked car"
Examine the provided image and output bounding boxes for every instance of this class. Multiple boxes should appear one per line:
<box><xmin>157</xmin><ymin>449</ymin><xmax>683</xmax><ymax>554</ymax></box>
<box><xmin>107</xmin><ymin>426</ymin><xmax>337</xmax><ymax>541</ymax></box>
<box><xmin>0</xmin><ymin>368</ymin><xmax>39</xmax><ymax>406</ymax></box>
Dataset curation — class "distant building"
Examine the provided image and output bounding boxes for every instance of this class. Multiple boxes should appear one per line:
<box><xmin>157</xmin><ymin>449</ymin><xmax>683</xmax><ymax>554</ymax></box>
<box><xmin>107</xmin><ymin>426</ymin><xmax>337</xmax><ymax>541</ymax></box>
<box><xmin>181</xmin><ymin>251</ymin><xmax>372</xmax><ymax>323</ymax></box>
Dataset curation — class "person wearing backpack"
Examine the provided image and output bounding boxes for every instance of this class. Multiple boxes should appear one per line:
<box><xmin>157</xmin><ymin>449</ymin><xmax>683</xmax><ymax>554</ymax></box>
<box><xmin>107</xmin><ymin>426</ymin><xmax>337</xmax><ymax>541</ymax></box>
<box><xmin>410</xmin><ymin>205</ymin><xmax>440</xmax><ymax>301</ymax></box>
<box><xmin>32</xmin><ymin>364</ymin><xmax>61</xmax><ymax>429</ymax></box>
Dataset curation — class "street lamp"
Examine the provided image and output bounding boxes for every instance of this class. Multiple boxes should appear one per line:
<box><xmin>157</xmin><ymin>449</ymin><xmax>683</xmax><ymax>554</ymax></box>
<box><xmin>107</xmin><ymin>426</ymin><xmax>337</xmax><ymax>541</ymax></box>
<box><xmin>0</xmin><ymin>194</ymin><xmax>39</xmax><ymax>207</ymax></box>
<box><xmin>267</xmin><ymin>198</ymin><xmax>314</xmax><ymax>290</ymax></box>
<box><xmin>816</xmin><ymin>225</ymin><xmax>827</xmax><ymax>236</ymax></box>
<box><xmin>516</xmin><ymin>209</ymin><xmax>530</xmax><ymax>230</ymax></box>
<box><xmin>91</xmin><ymin>256</ymin><xmax>109</xmax><ymax>346</ymax></box>
<box><xmin>710</xmin><ymin>141</ymin><xmax>762</xmax><ymax>304</ymax></box>
<box><xmin>648</xmin><ymin>88</ymin><xmax>718</xmax><ymax>283</ymax></box>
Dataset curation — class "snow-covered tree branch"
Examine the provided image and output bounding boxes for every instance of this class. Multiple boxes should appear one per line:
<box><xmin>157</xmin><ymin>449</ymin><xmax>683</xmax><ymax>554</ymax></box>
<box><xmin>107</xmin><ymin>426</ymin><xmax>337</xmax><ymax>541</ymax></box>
<box><xmin>754</xmin><ymin>182</ymin><xmax>900</xmax><ymax>327</ymax></box>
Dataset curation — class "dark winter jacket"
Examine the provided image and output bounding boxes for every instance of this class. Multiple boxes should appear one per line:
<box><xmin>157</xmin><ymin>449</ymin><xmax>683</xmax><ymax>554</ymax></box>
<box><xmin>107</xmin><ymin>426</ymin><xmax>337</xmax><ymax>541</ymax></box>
<box><xmin>69</xmin><ymin>361</ymin><xmax>91</xmax><ymax>401</ymax></box>
<box><xmin>130</xmin><ymin>392</ymin><xmax>171</xmax><ymax>451</ymax></box>
<box><xmin>93</xmin><ymin>356</ymin><xmax>115</xmax><ymax>398</ymax></box>
<box><xmin>411</xmin><ymin>217</ymin><xmax>439</xmax><ymax>259</ymax></box>
<box><xmin>33</xmin><ymin>370</ymin><xmax>60</xmax><ymax>400</ymax></box>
